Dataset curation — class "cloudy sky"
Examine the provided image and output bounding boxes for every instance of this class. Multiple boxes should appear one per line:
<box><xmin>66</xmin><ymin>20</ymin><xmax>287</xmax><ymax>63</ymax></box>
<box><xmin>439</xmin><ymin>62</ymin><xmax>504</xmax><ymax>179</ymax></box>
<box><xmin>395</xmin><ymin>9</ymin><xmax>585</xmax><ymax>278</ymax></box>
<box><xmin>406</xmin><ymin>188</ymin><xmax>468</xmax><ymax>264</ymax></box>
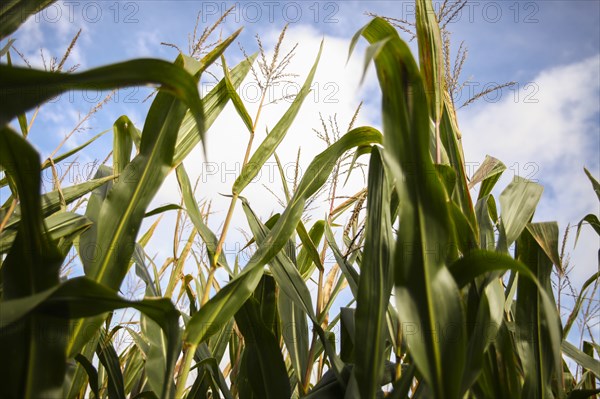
<box><xmin>4</xmin><ymin>0</ymin><xmax>599</xmax><ymax>308</ymax></box>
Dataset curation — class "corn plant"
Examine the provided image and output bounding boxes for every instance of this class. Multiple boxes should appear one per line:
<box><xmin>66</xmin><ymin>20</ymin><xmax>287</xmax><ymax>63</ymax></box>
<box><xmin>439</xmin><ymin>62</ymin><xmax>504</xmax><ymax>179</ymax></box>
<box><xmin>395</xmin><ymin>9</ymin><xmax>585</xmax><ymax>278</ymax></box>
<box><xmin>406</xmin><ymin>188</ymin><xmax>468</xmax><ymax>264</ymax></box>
<box><xmin>1</xmin><ymin>0</ymin><xmax>599</xmax><ymax>398</ymax></box>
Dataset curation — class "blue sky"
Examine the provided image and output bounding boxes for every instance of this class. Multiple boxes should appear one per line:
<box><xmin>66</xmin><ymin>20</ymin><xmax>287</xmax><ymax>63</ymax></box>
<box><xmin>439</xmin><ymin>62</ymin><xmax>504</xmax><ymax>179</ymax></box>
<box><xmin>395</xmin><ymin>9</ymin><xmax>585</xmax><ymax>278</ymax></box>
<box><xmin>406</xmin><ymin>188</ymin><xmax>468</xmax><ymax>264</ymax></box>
<box><xmin>3</xmin><ymin>1</ymin><xmax>599</xmax><ymax>339</ymax></box>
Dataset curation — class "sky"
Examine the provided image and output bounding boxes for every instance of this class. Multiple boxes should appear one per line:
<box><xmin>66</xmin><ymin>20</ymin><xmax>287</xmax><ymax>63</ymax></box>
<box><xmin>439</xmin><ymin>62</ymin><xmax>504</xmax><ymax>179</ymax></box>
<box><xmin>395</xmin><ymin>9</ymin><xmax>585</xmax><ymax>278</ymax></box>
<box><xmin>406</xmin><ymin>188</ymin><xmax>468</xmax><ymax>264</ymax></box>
<box><xmin>2</xmin><ymin>1</ymin><xmax>599</xmax><ymax>338</ymax></box>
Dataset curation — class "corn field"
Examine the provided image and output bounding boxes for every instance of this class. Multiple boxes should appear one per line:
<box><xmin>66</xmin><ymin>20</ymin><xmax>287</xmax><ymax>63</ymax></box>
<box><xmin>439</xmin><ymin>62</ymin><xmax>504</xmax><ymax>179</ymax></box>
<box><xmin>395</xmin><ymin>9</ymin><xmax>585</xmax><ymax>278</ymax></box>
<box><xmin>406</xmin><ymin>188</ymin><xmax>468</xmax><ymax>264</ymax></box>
<box><xmin>0</xmin><ymin>0</ymin><xmax>599</xmax><ymax>398</ymax></box>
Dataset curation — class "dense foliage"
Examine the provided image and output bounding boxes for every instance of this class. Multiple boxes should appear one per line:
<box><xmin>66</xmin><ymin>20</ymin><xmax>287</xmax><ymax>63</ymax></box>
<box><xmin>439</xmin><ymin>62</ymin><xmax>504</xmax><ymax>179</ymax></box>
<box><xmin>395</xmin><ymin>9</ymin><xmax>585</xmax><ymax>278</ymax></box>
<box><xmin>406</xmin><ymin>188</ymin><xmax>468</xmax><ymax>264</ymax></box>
<box><xmin>0</xmin><ymin>1</ymin><xmax>598</xmax><ymax>398</ymax></box>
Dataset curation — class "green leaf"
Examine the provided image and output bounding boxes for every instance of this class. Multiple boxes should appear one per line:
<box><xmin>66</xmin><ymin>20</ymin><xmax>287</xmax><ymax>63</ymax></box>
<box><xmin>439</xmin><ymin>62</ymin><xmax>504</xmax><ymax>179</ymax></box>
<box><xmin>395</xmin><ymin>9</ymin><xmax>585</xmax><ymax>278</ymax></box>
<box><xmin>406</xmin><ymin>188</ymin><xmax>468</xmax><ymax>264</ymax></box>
<box><xmin>88</xmin><ymin>88</ymin><xmax>192</xmax><ymax>287</ymax></box>
<box><xmin>0</xmin><ymin>58</ymin><xmax>204</xmax><ymax>129</ymax></box>
<box><xmin>172</xmin><ymin>52</ymin><xmax>257</xmax><ymax>166</ymax></box>
<box><xmin>74</xmin><ymin>354</ymin><xmax>100</xmax><ymax>399</ymax></box>
<box><xmin>388</xmin><ymin>364</ymin><xmax>417</xmax><ymax>399</ymax></box>
<box><xmin>66</xmin><ymin>335</ymin><xmax>101</xmax><ymax>399</ymax></box>
<box><xmin>435</xmin><ymin>163</ymin><xmax>457</xmax><ymax>196</ymax></box>
<box><xmin>84</xmin><ymin>37</ymin><xmax>251</xmax><ymax>290</ymax></box>
<box><xmin>0</xmin><ymin>126</ymin><xmax>66</xmax><ymax>398</ymax></box>
<box><xmin>567</xmin><ymin>389</ymin><xmax>600</xmax><ymax>399</ymax></box>
<box><xmin>575</xmin><ymin>214</ymin><xmax>600</xmax><ymax>245</ymax></box>
<box><xmin>232</xmin><ymin>40</ymin><xmax>323</xmax><ymax>194</ymax></box>
<box><xmin>416</xmin><ymin>0</ymin><xmax>444</xmax><ymax>125</ymax></box>
<box><xmin>44</xmin><ymin>129</ymin><xmax>109</xmax><ymax>167</ymax></box>
<box><xmin>132</xmin><ymin>245</ymin><xmax>170</xmax><ymax>396</ymax></box>
<box><xmin>273</xmin><ymin>152</ymin><xmax>292</xmax><ymax>202</ymax></box>
<box><xmin>240</xmin><ymin>197</ymin><xmax>315</xmax><ymax>324</ymax></box>
<box><xmin>449</xmin><ymin>251</ymin><xmax>532</xmax><ymax>288</ymax></box>
<box><xmin>121</xmin><ymin>345</ymin><xmax>146</xmax><ymax>396</ymax></box>
<box><xmin>3</xmin><ymin>175</ymin><xmax>115</xmax><ymax>231</ymax></box>
<box><xmin>439</xmin><ymin>103</ymin><xmax>478</xmax><ymax>242</ymax></box>
<box><xmin>583</xmin><ymin>167</ymin><xmax>600</xmax><ymax>202</ymax></box>
<box><xmin>0</xmin><ymin>125</ymin><xmax>62</xmax><ymax>295</ymax></box>
<box><xmin>562</xmin><ymin>341</ymin><xmax>600</xmax><ymax>380</ymax></box>
<box><xmin>343</xmin><ymin>145</ymin><xmax>373</xmax><ymax>186</ymax></box>
<box><xmin>563</xmin><ymin>271</ymin><xmax>600</xmax><ymax>336</ymax></box>
<box><xmin>340</xmin><ymin>307</ymin><xmax>356</xmax><ymax>363</ymax></box>
<box><xmin>96</xmin><ymin>331</ymin><xmax>126</xmax><ymax>399</ymax></box>
<box><xmin>144</xmin><ymin>204</ymin><xmax>183</xmax><ymax>218</ymax></box>
<box><xmin>296</xmin><ymin>219</ymin><xmax>324</xmax><ymax>272</ymax></box>
<box><xmin>305</xmin><ymin>368</ymin><xmax>347</xmax><ymax>398</ymax></box>
<box><xmin>460</xmin><ymin>278</ymin><xmax>504</xmax><ymax>394</ymax></box>
<box><xmin>515</xmin><ymin>227</ymin><xmax>560</xmax><ymax>399</ymax></box>
<box><xmin>353</xmin><ymin>147</ymin><xmax>394</xmax><ymax>399</ymax></box>
<box><xmin>221</xmin><ymin>56</ymin><xmax>254</xmax><ymax>133</ymax></box>
<box><xmin>358</xmin><ymin>18</ymin><xmax>466</xmax><ymax>398</ymax></box>
<box><xmin>0</xmin><ymin>277</ymin><xmax>181</xmax><ymax>399</ymax></box>
<box><xmin>324</xmin><ymin>222</ymin><xmax>359</xmax><ymax>296</ymax></box>
<box><xmin>133</xmin><ymin>244</ymin><xmax>159</xmax><ymax>297</ymax></box>
<box><xmin>183</xmin><ymin>127</ymin><xmax>381</xmax><ymax>347</ymax></box>
<box><xmin>113</xmin><ymin>115</ymin><xmax>135</xmax><ymax>174</ymax></box>
<box><xmin>1</xmin><ymin>211</ymin><xmax>91</xmax><ymax>254</ymax></box>
<box><xmin>205</xmin><ymin>324</ymin><xmax>232</xmax><ymax>368</ymax></box>
<box><xmin>141</xmin><ymin>314</ymin><xmax>169</xmax><ymax>397</ymax></box>
<box><xmin>0</xmin><ymin>39</ymin><xmax>15</xmax><ymax>57</ymax></box>
<box><xmin>526</xmin><ymin>222</ymin><xmax>561</xmax><ymax>269</ymax></box>
<box><xmin>0</xmin><ymin>0</ymin><xmax>56</xmax><ymax>39</ymax></box>
<box><xmin>77</xmin><ymin>165</ymin><xmax>114</xmax><ymax>276</ymax></box>
<box><xmin>449</xmin><ymin>248</ymin><xmax>563</xmax><ymax>399</ymax></box>
<box><xmin>297</xmin><ymin>220</ymin><xmax>326</xmax><ymax>278</ymax></box>
<box><xmin>0</xmin><ymin>128</ymin><xmax>109</xmax><ymax>188</ymax></box>
<box><xmin>468</xmin><ymin>155</ymin><xmax>506</xmax><ymax>198</ymax></box>
<box><xmin>184</xmin><ymin>129</ymin><xmax>381</xmax><ymax>393</ymax></box>
<box><xmin>188</xmin><ymin>354</ymin><xmax>233</xmax><ymax>399</ymax></box>
<box><xmin>475</xmin><ymin>195</ymin><xmax>496</xmax><ymax>251</ymax></box>
<box><xmin>498</xmin><ymin>177</ymin><xmax>543</xmax><ymax>250</ymax></box>
<box><xmin>176</xmin><ymin>164</ymin><xmax>229</xmax><ymax>272</ymax></box>
<box><xmin>278</xmin><ymin>285</ymin><xmax>309</xmax><ymax>388</ymax></box>
<box><xmin>235</xmin><ymin>277</ymin><xmax>291</xmax><ymax>399</ymax></box>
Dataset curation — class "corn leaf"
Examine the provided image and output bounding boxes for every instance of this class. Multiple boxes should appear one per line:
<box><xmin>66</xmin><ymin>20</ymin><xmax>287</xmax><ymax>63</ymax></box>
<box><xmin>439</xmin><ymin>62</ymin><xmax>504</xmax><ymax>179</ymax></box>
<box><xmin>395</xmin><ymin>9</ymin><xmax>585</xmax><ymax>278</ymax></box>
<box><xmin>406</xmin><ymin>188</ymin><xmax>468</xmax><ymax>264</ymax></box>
<box><xmin>563</xmin><ymin>271</ymin><xmax>600</xmax><ymax>336</ymax></box>
<box><xmin>278</xmin><ymin>285</ymin><xmax>309</xmax><ymax>388</ymax></box>
<box><xmin>173</xmin><ymin>53</ymin><xmax>257</xmax><ymax>166</ymax></box>
<box><xmin>96</xmin><ymin>331</ymin><xmax>126</xmax><ymax>399</ymax></box>
<box><xmin>1</xmin><ymin>211</ymin><xmax>91</xmax><ymax>253</ymax></box>
<box><xmin>516</xmin><ymin>227</ymin><xmax>562</xmax><ymax>399</ymax></box>
<box><xmin>526</xmin><ymin>222</ymin><xmax>561</xmax><ymax>270</ymax></box>
<box><xmin>439</xmin><ymin>103</ymin><xmax>477</xmax><ymax>235</ymax></box>
<box><xmin>0</xmin><ymin>276</ymin><xmax>181</xmax><ymax>399</ymax></box>
<box><xmin>583</xmin><ymin>167</ymin><xmax>600</xmax><ymax>202</ymax></box>
<box><xmin>176</xmin><ymin>164</ymin><xmax>230</xmax><ymax>271</ymax></box>
<box><xmin>468</xmin><ymin>155</ymin><xmax>506</xmax><ymax>197</ymax></box>
<box><xmin>0</xmin><ymin>0</ymin><xmax>56</xmax><ymax>39</ymax></box>
<box><xmin>184</xmin><ymin>126</ymin><xmax>381</xmax><ymax>348</ymax></box>
<box><xmin>0</xmin><ymin>59</ymin><xmax>204</xmax><ymax>129</ymax></box>
<box><xmin>562</xmin><ymin>341</ymin><xmax>600</xmax><ymax>380</ymax></box>
<box><xmin>0</xmin><ymin>129</ymin><xmax>109</xmax><ymax>188</ymax></box>
<box><xmin>74</xmin><ymin>354</ymin><xmax>100</xmax><ymax>399</ymax></box>
<box><xmin>297</xmin><ymin>220</ymin><xmax>326</xmax><ymax>278</ymax></box>
<box><xmin>232</xmin><ymin>41</ymin><xmax>323</xmax><ymax>194</ymax></box>
<box><xmin>353</xmin><ymin>147</ymin><xmax>394</xmax><ymax>398</ymax></box>
<box><xmin>235</xmin><ymin>276</ymin><xmax>291</xmax><ymax>398</ymax></box>
<box><xmin>113</xmin><ymin>115</ymin><xmax>135</xmax><ymax>174</ymax></box>
<box><xmin>358</xmin><ymin>18</ymin><xmax>466</xmax><ymax>398</ymax></box>
<box><xmin>0</xmin><ymin>125</ymin><xmax>67</xmax><ymax>398</ymax></box>
<box><xmin>68</xmin><ymin>29</ymin><xmax>242</xmax><ymax>375</ymax></box>
<box><xmin>221</xmin><ymin>56</ymin><xmax>254</xmax><ymax>133</ymax></box>
<box><xmin>497</xmin><ymin>177</ymin><xmax>543</xmax><ymax>250</ymax></box>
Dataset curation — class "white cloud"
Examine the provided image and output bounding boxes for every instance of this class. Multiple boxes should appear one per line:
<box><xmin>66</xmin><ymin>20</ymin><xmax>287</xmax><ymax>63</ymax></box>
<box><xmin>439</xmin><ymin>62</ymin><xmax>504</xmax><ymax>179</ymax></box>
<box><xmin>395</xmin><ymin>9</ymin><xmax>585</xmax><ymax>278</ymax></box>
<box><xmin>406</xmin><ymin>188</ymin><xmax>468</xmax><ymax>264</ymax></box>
<box><xmin>460</xmin><ymin>54</ymin><xmax>600</xmax><ymax>284</ymax></box>
<box><xmin>129</xmin><ymin>30</ymin><xmax>162</xmax><ymax>58</ymax></box>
